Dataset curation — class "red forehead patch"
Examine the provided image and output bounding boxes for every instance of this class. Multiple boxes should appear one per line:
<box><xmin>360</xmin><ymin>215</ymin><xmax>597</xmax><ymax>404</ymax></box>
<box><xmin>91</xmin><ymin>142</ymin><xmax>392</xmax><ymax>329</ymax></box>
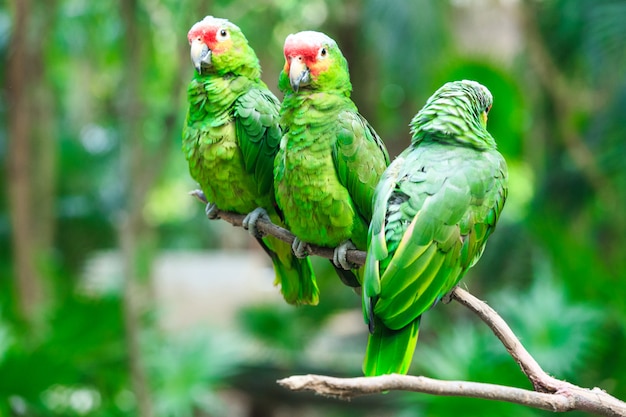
<box><xmin>187</xmin><ymin>24</ymin><xmax>217</xmax><ymax>44</ymax></box>
<box><xmin>283</xmin><ymin>31</ymin><xmax>333</xmax><ymax>61</ymax></box>
<box><xmin>187</xmin><ymin>16</ymin><xmax>230</xmax><ymax>45</ymax></box>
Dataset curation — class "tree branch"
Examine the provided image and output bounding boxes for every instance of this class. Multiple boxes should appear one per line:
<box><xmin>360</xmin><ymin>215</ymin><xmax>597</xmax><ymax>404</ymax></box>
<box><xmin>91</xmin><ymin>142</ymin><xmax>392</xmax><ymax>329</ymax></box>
<box><xmin>189</xmin><ymin>190</ymin><xmax>366</xmax><ymax>266</ymax></box>
<box><xmin>190</xmin><ymin>190</ymin><xmax>626</xmax><ymax>416</ymax></box>
<box><xmin>450</xmin><ymin>287</ymin><xmax>557</xmax><ymax>392</ymax></box>
<box><xmin>449</xmin><ymin>288</ymin><xmax>626</xmax><ymax>416</ymax></box>
<box><xmin>277</xmin><ymin>289</ymin><xmax>626</xmax><ymax>416</ymax></box>
<box><xmin>277</xmin><ymin>374</ymin><xmax>574</xmax><ymax>411</ymax></box>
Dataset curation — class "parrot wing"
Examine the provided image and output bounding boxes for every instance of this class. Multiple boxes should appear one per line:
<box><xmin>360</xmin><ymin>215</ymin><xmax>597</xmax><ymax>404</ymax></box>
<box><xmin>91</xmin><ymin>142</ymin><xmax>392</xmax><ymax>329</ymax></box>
<box><xmin>362</xmin><ymin>157</ymin><xmax>401</xmax><ymax>327</ymax></box>
<box><xmin>332</xmin><ymin>111</ymin><xmax>390</xmax><ymax>223</ymax></box>
<box><xmin>368</xmin><ymin>145</ymin><xmax>508</xmax><ymax>331</ymax></box>
<box><xmin>234</xmin><ymin>87</ymin><xmax>282</xmax><ymax>195</ymax></box>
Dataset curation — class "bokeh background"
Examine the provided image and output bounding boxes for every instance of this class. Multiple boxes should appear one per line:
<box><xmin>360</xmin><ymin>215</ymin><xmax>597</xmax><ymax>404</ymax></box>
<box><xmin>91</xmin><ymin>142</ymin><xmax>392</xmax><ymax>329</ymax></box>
<box><xmin>2</xmin><ymin>0</ymin><xmax>626</xmax><ymax>416</ymax></box>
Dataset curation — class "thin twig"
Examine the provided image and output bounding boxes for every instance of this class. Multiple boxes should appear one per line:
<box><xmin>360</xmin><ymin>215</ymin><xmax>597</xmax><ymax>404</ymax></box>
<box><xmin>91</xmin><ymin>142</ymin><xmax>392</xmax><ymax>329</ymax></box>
<box><xmin>450</xmin><ymin>287</ymin><xmax>559</xmax><ymax>392</ymax></box>
<box><xmin>190</xmin><ymin>191</ymin><xmax>626</xmax><ymax>417</ymax></box>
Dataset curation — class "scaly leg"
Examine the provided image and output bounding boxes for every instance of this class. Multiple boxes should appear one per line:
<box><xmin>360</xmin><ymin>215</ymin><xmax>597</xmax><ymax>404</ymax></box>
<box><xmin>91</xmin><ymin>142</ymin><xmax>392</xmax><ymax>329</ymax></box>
<box><xmin>205</xmin><ymin>202</ymin><xmax>219</xmax><ymax>219</ymax></box>
<box><xmin>242</xmin><ymin>207</ymin><xmax>270</xmax><ymax>238</ymax></box>
<box><xmin>333</xmin><ymin>239</ymin><xmax>357</xmax><ymax>270</ymax></box>
<box><xmin>292</xmin><ymin>237</ymin><xmax>309</xmax><ymax>259</ymax></box>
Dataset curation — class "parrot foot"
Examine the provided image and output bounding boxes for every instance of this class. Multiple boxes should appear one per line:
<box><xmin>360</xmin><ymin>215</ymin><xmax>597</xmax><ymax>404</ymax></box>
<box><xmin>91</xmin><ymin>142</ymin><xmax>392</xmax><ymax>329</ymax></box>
<box><xmin>333</xmin><ymin>240</ymin><xmax>358</xmax><ymax>270</ymax></box>
<box><xmin>189</xmin><ymin>189</ymin><xmax>207</xmax><ymax>204</ymax></box>
<box><xmin>242</xmin><ymin>207</ymin><xmax>270</xmax><ymax>238</ymax></box>
<box><xmin>441</xmin><ymin>286</ymin><xmax>458</xmax><ymax>305</ymax></box>
<box><xmin>292</xmin><ymin>237</ymin><xmax>310</xmax><ymax>259</ymax></box>
<box><xmin>205</xmin><ymin>202</ymin><xmax>219</xmax><ymax>220</ymax></box>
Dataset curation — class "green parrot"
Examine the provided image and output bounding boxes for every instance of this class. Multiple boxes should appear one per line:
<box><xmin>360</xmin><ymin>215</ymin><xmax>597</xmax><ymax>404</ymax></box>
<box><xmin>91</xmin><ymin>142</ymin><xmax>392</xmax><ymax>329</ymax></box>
<box><xmin>182</xmin><ymin>16</ymin><xmax>319</xmax><ymax>305</ymax></box>
<box><xmin>362</xmin><ymin>80</ymin><xmax>508</xmax><ymax>376</ymax></box>
<box><xmin>274</xmin><ymin>31</ymin><xmax>389</xmax><ymax>287</ymax></box>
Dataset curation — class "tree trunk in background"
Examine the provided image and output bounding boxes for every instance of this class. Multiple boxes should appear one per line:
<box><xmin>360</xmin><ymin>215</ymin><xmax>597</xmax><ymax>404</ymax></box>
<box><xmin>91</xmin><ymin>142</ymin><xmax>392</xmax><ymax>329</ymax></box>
<box><xmin>118</xmin><ymin>0</ymin><xmax>155</xmax><ymax>415</ymax></box>
<box><xmin>32</xmin><ymin>0</ymin><xmax>59</xmax><ymax>264</ymax></box>
<box><xmin>6</xmin><ymin>0</ymin><xmax>44</xmax><ymax>324</ymax></box>
<box><xmin>117</xmin><ymin>0</ymin><xmax>192</xmax><ymax>414</ymax></box>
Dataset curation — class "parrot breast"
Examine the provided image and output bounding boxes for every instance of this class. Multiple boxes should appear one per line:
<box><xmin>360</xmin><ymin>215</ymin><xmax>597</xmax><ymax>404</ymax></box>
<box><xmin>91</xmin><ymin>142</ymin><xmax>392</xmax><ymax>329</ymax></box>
<box><xmin>276</xmin><ymin>128</ymin><xmax>360</xmax><ymax>247</ymax></box>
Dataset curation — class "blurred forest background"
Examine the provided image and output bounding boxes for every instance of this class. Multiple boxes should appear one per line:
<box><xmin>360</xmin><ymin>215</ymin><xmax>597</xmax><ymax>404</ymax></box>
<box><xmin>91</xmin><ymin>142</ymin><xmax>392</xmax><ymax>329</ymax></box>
<box><xmin>1</xmin><ymin>0</ymin><xmax>626</xmax><ymax>416</ymax></box>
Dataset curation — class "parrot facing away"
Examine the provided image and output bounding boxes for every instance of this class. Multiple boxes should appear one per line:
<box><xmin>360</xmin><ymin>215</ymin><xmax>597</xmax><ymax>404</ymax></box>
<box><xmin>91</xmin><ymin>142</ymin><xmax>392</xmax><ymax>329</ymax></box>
<box><xmin>362</xmin><ymin>80</ymin><xmax>508</xmax><ymax>376</ymax></box>
<box><xmin>182</xmin><ymin>16</ymin><xmax>319</xmax><ymax>305</ymax></box>
<box><xmin>274</xmin><ymin>31</ymin><xmax>390</xmax><ymax>287</ymax></box>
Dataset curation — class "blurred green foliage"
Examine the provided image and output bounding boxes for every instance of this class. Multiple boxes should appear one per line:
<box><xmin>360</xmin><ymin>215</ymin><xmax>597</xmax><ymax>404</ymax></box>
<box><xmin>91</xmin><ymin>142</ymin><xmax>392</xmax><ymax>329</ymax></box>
<box><xmin>1</xmin><ymin>0</ymin><xmax>626</xmax><ymax>416</ymax></box>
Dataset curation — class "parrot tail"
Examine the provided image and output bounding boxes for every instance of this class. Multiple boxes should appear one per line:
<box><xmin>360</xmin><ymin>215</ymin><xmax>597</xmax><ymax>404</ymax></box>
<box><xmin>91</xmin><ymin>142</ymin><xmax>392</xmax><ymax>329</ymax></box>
<box><xmin>362</xmin><ymin>317</ymin><xmax>420</xmax><ymax>376</ymax></box>
<box><xmin>260</xmin><ymin>236</ymin><xmax>319</xmax><ymax>306</ymax></box>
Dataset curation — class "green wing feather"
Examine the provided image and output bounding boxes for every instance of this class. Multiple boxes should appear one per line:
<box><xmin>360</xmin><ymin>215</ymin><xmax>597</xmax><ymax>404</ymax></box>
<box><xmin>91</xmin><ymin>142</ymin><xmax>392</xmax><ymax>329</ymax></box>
<box><xmin>362</xmin><ymin>159</ymin><xmax>400</xmax><ymax>326</ymax></box>
<box><xmin>327</xmin><ymin>110</ymin><xmax>389</xmax><ymax>287</ymax></box>
<box><xmin>363</xmin><ymin>141</ymin><xmax>507</xmax><ymax>376</ymax></box>
<box><xmin>332</xmin><ymin>111</ymin><xmax>390</xmax><ymax>223</ymax></box>
<box><xmin>234</xmin><ymin>87</ymin><xmax>283</xmax><ymax>195</ymax></box>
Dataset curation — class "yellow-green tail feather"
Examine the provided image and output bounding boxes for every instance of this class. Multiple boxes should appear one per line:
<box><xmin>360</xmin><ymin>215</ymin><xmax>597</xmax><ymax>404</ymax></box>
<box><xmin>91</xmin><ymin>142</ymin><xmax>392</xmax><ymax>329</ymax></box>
<box><xmin>276</xmin><ymin>254</ymin><xmax>319</xmax><ymax>306</ymax></box>
<box><xmin>262</xmin><ymin>235</ymin><xmax>319</xmax><ymax>306</ymax></box>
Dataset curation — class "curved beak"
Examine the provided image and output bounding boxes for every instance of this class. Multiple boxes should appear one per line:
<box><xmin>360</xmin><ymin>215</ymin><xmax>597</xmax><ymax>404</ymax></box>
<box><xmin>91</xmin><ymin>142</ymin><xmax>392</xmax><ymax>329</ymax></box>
<box><xmin>190</xmin><ymin>38</ymin><xmax>211</xmax><ymax>74</ymax></box>
<box><xmin>289</xmin><ymin>56</ymin><xmax>310</xmax><ymax>92</ymax></box>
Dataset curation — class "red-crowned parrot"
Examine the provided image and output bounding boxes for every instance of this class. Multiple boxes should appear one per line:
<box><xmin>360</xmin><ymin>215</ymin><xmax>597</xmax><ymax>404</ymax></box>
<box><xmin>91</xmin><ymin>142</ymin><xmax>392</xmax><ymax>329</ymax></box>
<box><xmin>182</xmin><ymin>16</ymin><xmax>318</xmax><ymax>305</ymax></box>
<box><xmin>274</xmin><ymin>31</ymin><xmax>389</xmax><ymax>288</ymax></box>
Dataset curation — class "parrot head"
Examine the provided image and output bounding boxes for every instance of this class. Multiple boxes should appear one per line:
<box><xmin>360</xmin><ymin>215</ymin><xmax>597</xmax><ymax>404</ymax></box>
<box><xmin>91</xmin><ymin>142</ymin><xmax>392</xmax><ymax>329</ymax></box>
<box><xmin>187</xmin><ymin>16</ymin><xmax>259</xmax><ymax>77</ymax></box>
<box><xmin>410</xmin><ymin>80</ymin><xmax>496</xmax><ymax>149</ymax></box>
<box><xmin>280</xmin><ymin>31</ymin><xmax>351</xmax><ymax>94</ymax></box>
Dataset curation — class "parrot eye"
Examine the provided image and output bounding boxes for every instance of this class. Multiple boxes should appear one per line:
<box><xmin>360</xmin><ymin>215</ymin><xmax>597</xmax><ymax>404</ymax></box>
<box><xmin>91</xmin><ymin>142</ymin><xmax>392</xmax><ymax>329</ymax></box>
<box><xmin>318</xmin><ymin>47</ymin><xmax>328</xmax><ymax>59</ymax></box>
<box><xmin>217</xmin><ymin>28</ymin><xmax>229</xmax><ymax>41</ymax></box>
